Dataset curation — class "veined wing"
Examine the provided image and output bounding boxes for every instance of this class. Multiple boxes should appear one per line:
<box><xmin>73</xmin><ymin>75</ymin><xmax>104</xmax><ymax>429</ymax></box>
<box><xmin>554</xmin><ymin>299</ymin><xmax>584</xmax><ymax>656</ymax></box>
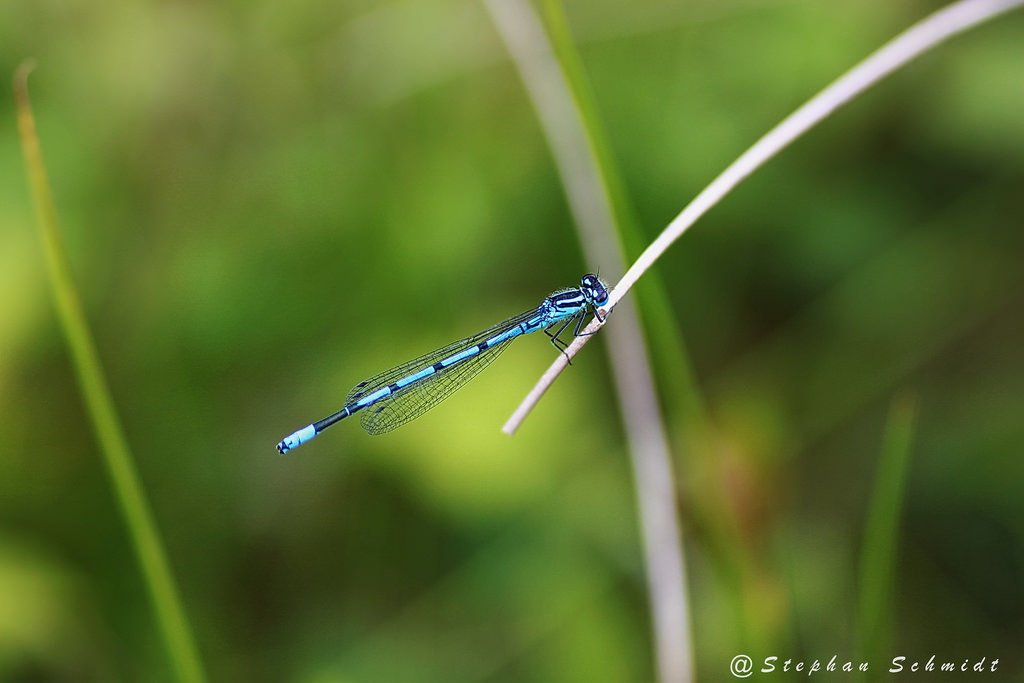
<box><xmin>360</xmin><ymin>332</ymin><xmax>521</xmax><ymax>434</ymax></box>
<box><xmin>346</xmin><ymin>307</ymin><xmax>541</xmax><ymax>433</ymax></box>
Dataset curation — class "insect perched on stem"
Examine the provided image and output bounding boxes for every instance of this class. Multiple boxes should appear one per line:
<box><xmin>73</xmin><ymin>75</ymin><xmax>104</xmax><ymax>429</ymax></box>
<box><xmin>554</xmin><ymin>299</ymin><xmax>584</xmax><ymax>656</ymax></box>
<box><xmin>276</xmin><ymin>274</ymin><xmax>609</xmax><ymax>453</ymax></box>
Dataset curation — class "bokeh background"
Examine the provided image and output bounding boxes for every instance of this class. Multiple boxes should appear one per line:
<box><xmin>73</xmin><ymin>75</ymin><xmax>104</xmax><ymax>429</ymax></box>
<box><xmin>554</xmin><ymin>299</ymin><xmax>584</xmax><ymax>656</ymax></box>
<box><xmin>2</xmin><ymin>0</ymin><xmax>1023</xmax><ymax>680</ymax></box>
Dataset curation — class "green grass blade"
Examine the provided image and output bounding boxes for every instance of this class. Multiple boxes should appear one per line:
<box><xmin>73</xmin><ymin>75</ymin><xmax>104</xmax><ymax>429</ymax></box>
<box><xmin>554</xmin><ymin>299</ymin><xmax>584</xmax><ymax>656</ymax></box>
<box><xmin>14</xmin><ymin>62</ymin><xmax>207</xmax><ymax>683</ymax></box>
<box><xmin>857</xmin><ymin>392</ymin><xmax>917</xmax><ymax>669</ymax></box>
<box><xmin>536</xmin><ymin>0</ymin><xmax>778</xmax><ymax>659</ymax></box>
<box><xmin>537</xmin><ymin>0</ymin><xmax>710</xmax><ymax>430</ymax></box>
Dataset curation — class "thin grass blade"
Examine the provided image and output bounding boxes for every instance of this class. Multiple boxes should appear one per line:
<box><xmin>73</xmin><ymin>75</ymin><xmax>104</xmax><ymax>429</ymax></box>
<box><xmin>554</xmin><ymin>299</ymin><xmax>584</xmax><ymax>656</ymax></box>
<box><xmin>856</xmin><ymin>392</ymin><xmax>917</xmax><ymax>672</ymax></box>
<box><xmin>13</xmin><ymin>62</ymin><xmax>207</xmax><ymax>683</ymax></box>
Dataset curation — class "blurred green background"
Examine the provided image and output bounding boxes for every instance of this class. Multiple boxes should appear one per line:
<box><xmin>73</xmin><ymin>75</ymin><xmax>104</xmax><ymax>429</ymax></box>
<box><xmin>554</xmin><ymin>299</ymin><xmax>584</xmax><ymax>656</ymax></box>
<box><xmin>2</xmin><ymin>0</ymin><xmax>1023</xmax><ymax>680</ymax></box>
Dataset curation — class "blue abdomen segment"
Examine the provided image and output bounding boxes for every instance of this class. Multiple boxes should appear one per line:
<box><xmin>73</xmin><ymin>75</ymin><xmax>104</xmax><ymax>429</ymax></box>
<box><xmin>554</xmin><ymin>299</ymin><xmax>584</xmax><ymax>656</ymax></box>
<box><xmin>277</xmin><ymin>423</ymin><xmax>316</xmax><ymax>454</ymax></box>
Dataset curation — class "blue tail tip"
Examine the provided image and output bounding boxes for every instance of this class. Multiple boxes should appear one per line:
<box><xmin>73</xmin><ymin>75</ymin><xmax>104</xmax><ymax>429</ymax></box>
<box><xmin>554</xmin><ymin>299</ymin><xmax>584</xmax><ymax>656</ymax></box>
<box><xmin>276</xmin><ymin>424</ymin><xmax>317</xmax><ymax>455</ymax></box>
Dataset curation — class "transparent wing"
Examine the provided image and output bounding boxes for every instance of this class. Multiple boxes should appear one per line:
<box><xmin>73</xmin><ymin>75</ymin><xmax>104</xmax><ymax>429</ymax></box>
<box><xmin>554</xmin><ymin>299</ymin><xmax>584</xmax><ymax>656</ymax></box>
<box><xmin>360</xmin><ymin>334</ymin><xmax>519</xmax><ymax>434</ymax></box>
<box><xmin>344</xmin><ymin>307</ymin><xmax>541</xmax><ymax>434</ymax></box>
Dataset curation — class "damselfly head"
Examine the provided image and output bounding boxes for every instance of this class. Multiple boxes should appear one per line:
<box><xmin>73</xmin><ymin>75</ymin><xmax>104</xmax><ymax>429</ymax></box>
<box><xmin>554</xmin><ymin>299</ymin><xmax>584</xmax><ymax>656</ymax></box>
<box><xmin>581</xmin><ymin>273</ymin><xmax>609</xmax><ymax>306</ymax></box>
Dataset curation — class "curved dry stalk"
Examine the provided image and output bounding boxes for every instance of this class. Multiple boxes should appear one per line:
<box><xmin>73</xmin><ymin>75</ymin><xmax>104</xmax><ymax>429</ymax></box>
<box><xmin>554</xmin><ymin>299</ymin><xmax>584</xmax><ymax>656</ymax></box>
<box><xmin>503</xmin><ymin>0</ymin><xmax>1024</xmax><ymax>434</ymax></box>
<box><xmin>485</xmin><ymin>1</ymin><xmax>692</xmax><ymax>681</ymax></box>
<box><xmin>485</xmin><ymin>2</ymin><xmax>692</xmax><ymax>679</ymax></box>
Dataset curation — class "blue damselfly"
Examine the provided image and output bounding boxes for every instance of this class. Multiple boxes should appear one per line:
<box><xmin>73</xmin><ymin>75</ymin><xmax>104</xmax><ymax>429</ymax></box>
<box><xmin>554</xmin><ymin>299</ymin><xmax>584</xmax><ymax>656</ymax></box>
<box><xmin>276</xmin><ymin>274</ymin><xmax>609</xmax><ymax>453</ymax></box>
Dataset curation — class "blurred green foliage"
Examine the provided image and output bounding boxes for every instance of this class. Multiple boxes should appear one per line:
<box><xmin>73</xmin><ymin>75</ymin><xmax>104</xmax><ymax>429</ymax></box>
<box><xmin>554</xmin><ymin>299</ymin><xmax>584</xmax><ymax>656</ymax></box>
<box><xmin>2</xmin><ymin>0</ymin><xmax>1023</xmax><ymax>680</ymax></box>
